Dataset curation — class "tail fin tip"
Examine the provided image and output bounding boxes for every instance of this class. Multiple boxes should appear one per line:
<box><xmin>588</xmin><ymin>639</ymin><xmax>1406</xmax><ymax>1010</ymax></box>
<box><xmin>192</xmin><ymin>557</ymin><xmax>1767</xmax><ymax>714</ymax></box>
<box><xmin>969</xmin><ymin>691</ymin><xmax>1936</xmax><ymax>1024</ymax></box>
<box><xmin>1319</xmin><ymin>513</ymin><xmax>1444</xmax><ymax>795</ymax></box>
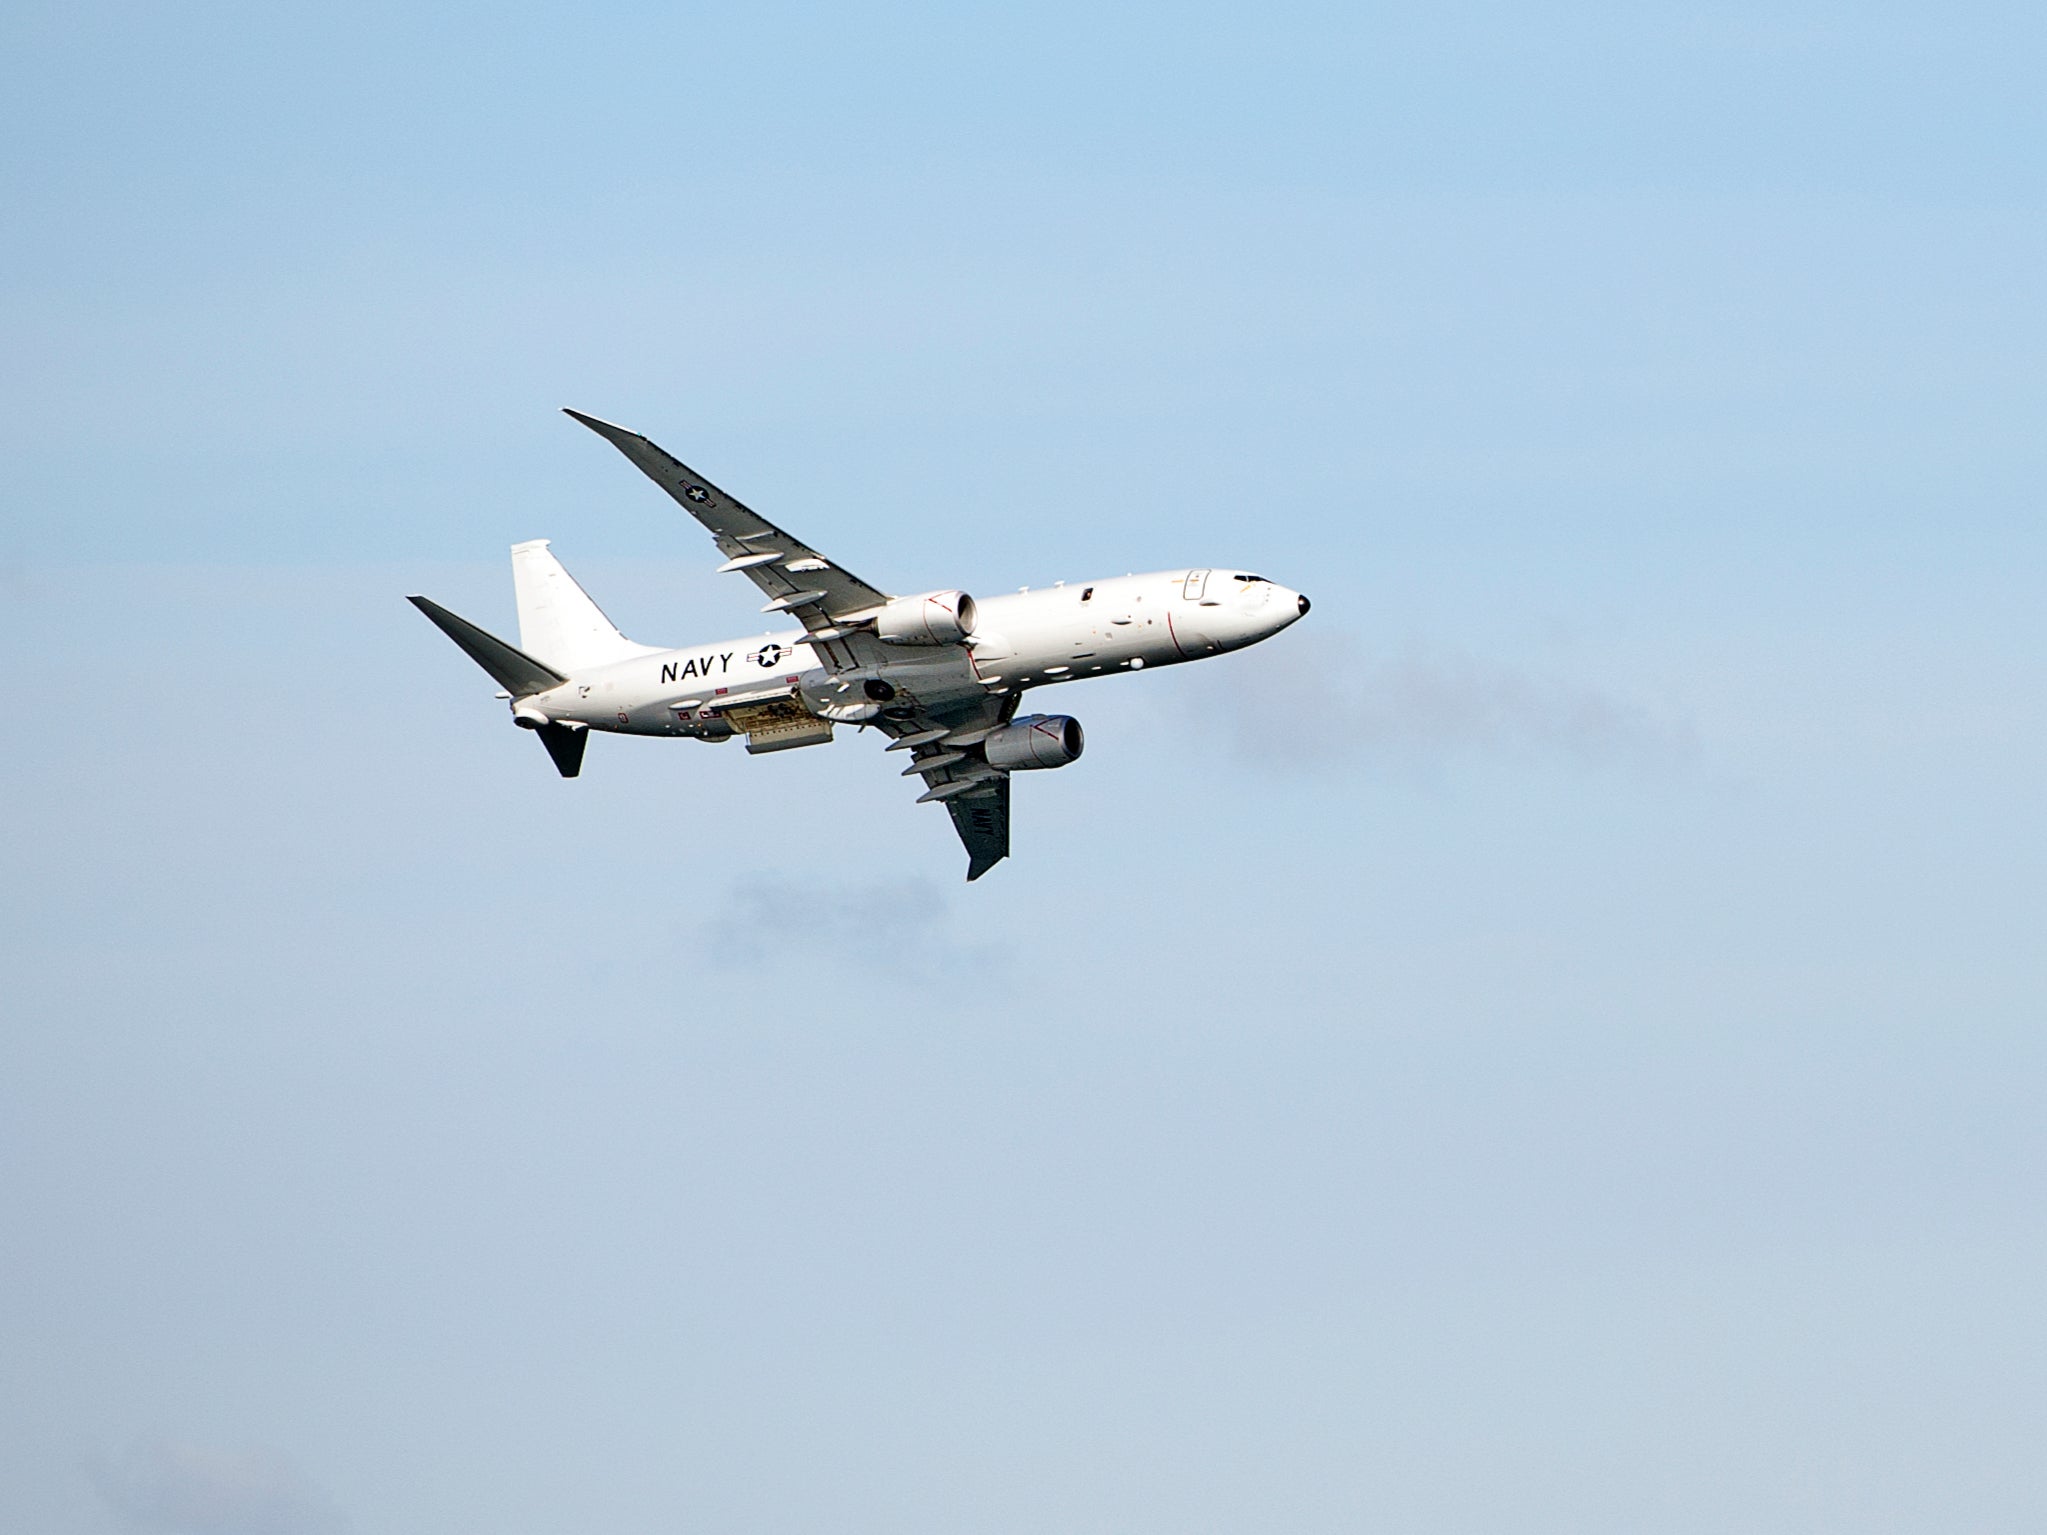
<box><xmin>509</xmin><ymin>542</ymin><xmax>658</xmax><ymax>672</ymax></box>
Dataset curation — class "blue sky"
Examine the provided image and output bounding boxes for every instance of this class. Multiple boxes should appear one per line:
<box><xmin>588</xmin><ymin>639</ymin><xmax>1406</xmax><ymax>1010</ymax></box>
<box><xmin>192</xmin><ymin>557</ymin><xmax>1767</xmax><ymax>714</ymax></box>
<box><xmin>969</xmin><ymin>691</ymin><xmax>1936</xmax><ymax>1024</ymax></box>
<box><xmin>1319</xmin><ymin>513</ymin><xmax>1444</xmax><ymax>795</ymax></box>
<box><xmin>4</xmin><ymin>3</ymin><xmax>2045</xmax><ymax>1532</ymax></box>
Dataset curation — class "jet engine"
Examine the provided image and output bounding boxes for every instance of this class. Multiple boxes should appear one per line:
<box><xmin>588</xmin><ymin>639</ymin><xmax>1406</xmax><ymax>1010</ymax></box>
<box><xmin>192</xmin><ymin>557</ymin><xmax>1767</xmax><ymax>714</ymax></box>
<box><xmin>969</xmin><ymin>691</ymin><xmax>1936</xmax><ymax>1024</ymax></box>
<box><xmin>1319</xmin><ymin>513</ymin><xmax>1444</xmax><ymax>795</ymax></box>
<box><xmin>984</xmin><ymin>714</ymin><xmax>1085</xmax><ymax>770</ymax></box>
<box><xmin>875</xmin><ymin>590</ymin><xmax>977</xmax><ymax>645</ymax></box>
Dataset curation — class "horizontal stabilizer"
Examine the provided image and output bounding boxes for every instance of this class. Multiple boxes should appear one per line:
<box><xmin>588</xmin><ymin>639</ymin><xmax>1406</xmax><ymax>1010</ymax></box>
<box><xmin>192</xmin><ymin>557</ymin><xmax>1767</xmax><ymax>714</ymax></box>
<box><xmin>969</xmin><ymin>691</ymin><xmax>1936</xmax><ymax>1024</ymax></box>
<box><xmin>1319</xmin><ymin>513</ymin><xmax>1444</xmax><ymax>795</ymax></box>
<box><xmin>408</xmin><ymin>595</ymin><xmax>567</xmax><ymax>698</ymax></box>
<box><xmin>536</xmin><ymin>722</ymin><xmax>587</xmax><ymax>777</ymax></box>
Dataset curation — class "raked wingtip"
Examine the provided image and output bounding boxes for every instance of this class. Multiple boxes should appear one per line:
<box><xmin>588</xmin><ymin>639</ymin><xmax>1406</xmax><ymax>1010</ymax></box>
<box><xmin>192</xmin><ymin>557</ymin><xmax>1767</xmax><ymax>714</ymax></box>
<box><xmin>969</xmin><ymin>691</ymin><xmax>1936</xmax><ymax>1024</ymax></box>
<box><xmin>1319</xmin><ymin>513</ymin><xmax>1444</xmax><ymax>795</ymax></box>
<box><xmin>562</xmin><ymin>406</ymin><xmax>637</xmax><ymax>439</ymax></box>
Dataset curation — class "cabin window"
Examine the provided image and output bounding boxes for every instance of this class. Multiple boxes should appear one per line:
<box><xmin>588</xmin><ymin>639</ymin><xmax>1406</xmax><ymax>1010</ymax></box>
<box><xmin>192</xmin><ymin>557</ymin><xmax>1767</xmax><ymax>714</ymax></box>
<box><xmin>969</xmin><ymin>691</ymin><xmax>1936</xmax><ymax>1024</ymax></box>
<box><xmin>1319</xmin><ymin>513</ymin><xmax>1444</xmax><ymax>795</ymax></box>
<box><xmin>1080</xmin><ymin>586</ymin><xmax>1094</xmax><ymax>601</ymax></box>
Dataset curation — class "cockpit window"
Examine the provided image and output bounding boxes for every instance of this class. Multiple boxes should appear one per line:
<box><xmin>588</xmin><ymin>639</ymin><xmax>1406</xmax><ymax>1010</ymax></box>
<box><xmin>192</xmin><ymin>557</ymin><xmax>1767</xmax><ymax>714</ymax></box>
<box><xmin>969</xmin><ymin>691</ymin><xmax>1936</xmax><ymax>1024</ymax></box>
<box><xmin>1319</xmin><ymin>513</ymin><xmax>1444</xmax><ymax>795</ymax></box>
<box><xmin>1233</xmin><ymin>574</ymin><xmax>1267</xmax><ymax>583</ymax></box>
<box><xmin>1080</xmin><ymin>586</ymin><xmax>1094</xmax><ymax>601</ymax></box>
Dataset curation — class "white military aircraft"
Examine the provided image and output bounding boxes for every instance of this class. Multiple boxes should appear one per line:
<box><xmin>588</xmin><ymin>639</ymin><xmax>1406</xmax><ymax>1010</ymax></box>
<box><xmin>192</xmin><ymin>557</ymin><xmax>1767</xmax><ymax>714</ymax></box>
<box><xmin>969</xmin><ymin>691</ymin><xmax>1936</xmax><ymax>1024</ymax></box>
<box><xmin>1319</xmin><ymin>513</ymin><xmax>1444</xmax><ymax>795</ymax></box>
<box><xmin>410</xmin><ymin>410</ymin><xmax>1311</xmax><ymax>880</ymax></box>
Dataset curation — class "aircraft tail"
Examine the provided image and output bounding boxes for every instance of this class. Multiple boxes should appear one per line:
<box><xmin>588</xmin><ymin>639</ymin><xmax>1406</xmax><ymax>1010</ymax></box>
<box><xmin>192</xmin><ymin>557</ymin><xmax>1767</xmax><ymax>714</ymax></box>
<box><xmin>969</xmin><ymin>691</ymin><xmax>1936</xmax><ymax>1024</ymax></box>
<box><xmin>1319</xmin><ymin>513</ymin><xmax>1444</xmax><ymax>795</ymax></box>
<box><xmin>510</xmin><ymin>540</ymin><xmax>660</xmax><ymax>674</ymax></box>
<box><xmin>407</xmin><ymin>595</ymin><xmax>567</xmax><ymax>698</ymax></box>
<box><xmin>406</xmin><ymin>594</ymin><xmax>588</xmax><ymax>778</ymax></box>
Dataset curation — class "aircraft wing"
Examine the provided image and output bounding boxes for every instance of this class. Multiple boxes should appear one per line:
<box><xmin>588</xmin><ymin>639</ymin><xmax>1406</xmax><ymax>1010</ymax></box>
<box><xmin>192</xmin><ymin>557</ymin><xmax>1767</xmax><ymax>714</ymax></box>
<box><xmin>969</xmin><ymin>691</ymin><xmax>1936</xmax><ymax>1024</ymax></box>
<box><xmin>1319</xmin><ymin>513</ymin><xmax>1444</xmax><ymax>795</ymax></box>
<box><xmin>944</xmin><ymin>777</ymin><xmax>1009</xmax><ymax>881</ymax></box>
<box><xmin>879</xmin><ymin>690</ymin><xmax>1019</xmax><ymax>881</ymax></box>
<box><xmin>564</xmin><ymin>409</ymin><xmax>894</xmax><ymax>670</ymax></box>
<box><xmin>567</xmin><ymin>408</ymin><xmax>1014</xmax><ymax>878</ymax></box>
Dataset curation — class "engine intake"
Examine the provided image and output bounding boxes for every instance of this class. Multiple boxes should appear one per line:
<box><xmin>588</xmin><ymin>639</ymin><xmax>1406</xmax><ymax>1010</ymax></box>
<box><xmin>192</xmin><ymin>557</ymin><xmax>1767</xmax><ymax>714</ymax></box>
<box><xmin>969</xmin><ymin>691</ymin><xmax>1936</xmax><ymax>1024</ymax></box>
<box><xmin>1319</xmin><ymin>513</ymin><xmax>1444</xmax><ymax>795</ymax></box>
<box><xmin>984</xmin><ymin>714</ymin><xmax>1085</xmax><ymax>770</ymax></box>
<box><xmin>876</xmin><ymin>590</ymin><xmax>977</xmax><ymax>645</ymax></box>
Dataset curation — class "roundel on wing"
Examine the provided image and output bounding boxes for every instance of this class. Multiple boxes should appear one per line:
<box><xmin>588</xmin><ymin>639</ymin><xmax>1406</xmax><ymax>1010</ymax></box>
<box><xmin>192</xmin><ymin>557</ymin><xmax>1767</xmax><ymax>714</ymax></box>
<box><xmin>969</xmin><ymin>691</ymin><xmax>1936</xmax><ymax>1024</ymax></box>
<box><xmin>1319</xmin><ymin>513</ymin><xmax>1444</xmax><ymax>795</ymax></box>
<box><xmin>683</xmin><ymin>484</ymin><xmax>711</xmax><ymax>503</ymax></box>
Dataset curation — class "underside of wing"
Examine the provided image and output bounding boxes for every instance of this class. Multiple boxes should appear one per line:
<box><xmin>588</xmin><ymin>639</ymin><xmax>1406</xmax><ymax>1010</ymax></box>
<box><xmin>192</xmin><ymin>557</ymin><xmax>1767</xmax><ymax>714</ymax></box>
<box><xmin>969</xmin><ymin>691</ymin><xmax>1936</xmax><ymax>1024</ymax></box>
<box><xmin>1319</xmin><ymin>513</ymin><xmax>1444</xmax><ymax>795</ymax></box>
<box><xmin>564</xmin><ymin>409</ymin><xmax>895</xmax><ymax>670</ymax></box>
<box><xmin>945</xmin><ymin>779</ymin><xmax>1009</xmax><ymax>882</ymax></box>
<box><xmin>880</xmin><ymin>691</ymin><xmax>1020</xmax><ymax>881</ymax></box>
<box><xmin>407</xmin><ymin>594</ymin><xmax>567</xmax><ymax>698</ymax></box>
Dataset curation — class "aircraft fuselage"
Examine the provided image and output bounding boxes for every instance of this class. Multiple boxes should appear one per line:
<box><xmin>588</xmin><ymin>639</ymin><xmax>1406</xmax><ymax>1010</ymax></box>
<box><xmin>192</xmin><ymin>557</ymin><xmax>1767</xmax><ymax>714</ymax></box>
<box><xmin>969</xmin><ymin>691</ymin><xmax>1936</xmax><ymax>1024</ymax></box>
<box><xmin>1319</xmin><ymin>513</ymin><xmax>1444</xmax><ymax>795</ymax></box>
<box><xmin>520</xmin><ymin>567</ymin><xmax>1308</xmax><ymax>742</ymax></box>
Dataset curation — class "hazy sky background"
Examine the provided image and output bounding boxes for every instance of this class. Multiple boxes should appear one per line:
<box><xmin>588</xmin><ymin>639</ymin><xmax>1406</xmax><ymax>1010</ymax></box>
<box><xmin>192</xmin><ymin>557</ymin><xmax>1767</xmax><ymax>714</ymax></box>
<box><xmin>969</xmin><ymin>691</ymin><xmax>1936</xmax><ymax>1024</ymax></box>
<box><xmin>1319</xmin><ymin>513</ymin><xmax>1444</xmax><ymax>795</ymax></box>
<box><xmin>4</xmin><ymin>2</ymin><xmax>2044</xmax><ymax>1531</ymax></box>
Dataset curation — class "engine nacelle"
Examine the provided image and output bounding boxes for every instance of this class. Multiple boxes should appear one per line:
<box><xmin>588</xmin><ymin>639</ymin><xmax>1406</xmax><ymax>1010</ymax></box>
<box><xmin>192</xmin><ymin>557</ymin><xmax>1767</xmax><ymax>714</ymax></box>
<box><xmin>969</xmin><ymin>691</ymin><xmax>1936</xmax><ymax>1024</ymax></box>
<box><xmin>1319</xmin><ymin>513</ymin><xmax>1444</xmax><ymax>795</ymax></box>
<box><xmin>875</xmin><ymin>590</ymin><xmax>977</xmax><ymax>645</ymax></box>
<box><xmin>984</xmin><ymin>714</ymin><xmax>1085</xmax><ymax>771</ymax></box>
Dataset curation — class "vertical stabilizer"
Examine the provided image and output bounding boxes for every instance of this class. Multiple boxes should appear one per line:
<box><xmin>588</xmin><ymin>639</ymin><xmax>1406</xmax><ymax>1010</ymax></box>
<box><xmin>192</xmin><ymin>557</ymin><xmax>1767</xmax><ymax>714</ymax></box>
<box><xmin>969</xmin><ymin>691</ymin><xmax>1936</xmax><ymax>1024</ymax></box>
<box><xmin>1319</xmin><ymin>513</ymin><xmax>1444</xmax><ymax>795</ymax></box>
<box><xmin>510</xmin><ymin>540</ymin><xmax>658</xmax><ymax>673</ymax></box>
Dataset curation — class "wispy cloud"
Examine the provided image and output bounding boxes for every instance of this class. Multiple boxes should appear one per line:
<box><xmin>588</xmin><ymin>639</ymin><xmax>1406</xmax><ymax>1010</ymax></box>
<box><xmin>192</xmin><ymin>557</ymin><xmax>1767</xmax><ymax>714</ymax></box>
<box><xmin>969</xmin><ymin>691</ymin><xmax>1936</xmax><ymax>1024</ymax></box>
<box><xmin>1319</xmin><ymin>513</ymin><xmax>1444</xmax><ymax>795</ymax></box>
<box><xmin>1189</xmin><ymin>634</ymin><xmax>1696</xmax><ymax>775</ymax></box>
<box><xmin>88</xmin><ymin>1439</ymin><xmax>344</xmax><ymax>1535</ymax></box>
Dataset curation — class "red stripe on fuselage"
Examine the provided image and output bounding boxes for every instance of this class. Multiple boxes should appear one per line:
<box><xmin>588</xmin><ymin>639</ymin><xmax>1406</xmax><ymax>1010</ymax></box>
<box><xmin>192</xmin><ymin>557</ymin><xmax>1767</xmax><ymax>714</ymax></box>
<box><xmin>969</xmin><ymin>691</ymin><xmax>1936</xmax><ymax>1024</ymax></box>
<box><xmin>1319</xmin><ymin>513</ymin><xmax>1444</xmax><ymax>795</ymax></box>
<box><xmin>1165</xmin><ymin>611</ymin><xmax>1189</xmax><ymax>659</ymax></box>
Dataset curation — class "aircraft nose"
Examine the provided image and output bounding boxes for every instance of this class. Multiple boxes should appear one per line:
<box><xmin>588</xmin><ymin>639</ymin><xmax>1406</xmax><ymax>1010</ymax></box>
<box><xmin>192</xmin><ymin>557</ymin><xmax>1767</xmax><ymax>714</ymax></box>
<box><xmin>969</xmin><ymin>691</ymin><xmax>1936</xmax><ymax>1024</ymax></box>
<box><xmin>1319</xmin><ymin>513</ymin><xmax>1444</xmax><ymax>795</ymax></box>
<box><xmin>1297</xmin><ymin>593</ymin><xmax>1311</xmax><ymax>617</ymax></box>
